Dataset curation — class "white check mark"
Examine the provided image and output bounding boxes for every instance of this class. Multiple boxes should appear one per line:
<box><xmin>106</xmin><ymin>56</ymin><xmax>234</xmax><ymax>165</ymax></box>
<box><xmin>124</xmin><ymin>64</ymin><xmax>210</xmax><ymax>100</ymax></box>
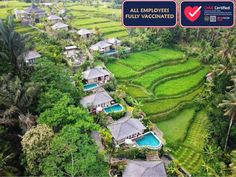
<box><xmin>189</xmin><ymin>6</ymin><xmax>202</xmax><ymax>17</ymax></box>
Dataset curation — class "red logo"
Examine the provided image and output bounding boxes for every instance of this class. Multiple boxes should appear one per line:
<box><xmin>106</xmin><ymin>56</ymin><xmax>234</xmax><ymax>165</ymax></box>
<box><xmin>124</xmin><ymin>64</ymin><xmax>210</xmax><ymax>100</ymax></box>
<box><xmin>184</xmin><ymin>6</ymin><xmax>202</xmax><ymax>22</ymax></box>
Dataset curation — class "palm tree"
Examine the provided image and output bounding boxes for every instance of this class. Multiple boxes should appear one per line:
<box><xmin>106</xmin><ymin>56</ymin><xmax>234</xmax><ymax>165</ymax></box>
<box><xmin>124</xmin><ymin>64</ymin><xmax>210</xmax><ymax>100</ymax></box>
<box><xmin>218</xmin><ymin>83</ymin><xmax>236</xmax><ymax>151</ymax></box>
<box><xmin>0</xmin><ymin>15</ymin><xmax>27</xmax><ymax>77</ymax></box>
<box><xmin>115</xmin><ymin>85</ymin><xmax>126</xmax><ymax>99</ymax></box>
<box><xmin>217</xmin><ymin>29</ymin><xmax>236</xmax><ymax>65</ymax></box>
<box><xmin>0</xmin><ymin>74</ymin><xmax>38</xmax><ymax>131</ymax></box>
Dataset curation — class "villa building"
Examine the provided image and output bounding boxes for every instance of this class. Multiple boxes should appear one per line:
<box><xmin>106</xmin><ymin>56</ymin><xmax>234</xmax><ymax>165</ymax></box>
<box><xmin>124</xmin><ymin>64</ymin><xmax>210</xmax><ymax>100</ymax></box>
<box><xmin>107</xmin><ymin>117</ymin><xmax>146</xmax><ymax>145</ymax></box>
<box><xmin>90</xmin><ymin>40</ymin><xmax>112</xmax><ymax>53</ymax></box>
<box><xmin>22</xmin><ymin>50</ymin><xmax>41</xmax><ymax>65</ymax></box>
<box><xmin>52</xmin><ymin>22</ymin><xmax>69</xmax><ymax>31</ymax></box>
<box><xmin>15</xmin><ymin>4</ymin><xmax>46</xmax><ymax>24</ymax></box>
<box><xmin>107</xmin><ymin>38</ymin><xmax>121</xmax><ymax>46</ymax></box>
<box><xmin>77</xmin><ymin>28</ymin><xmax>95</xmax><ymax>38</ymax></box>
<box><xmin>47</xmin><ymin>14</ymin><xmax>62</xmax><ymax>24</ymax></box>
<box><xmin>64</xmin><ymin>46</ymin><xmax>79</xmax><ymax>58</ymax></box>
<box><xmin>15</xmin><ymin>10</ymin><xmax>26</xmax><ymax>20</ymax></box>
<box><xmin>83</xmin><ymin>67</ymin><xmax>111</xmax><ymax>84</ymax></box>
<box><xmin>89</xmin><ymin>38</ymin><xmax>121</xmax><ymax>54</ymax></box>
<box><xmin>123</xmin><ymin>160</ymin><xmax>167</xmax><ymax>177</ymax></box>
<box><xmin>63</xmin><ymin>46</ymin><xmax>84</xmax><ymax>67</ymax></box>
<box><xmin>80</xmin><ymin>91</ymin><xmax>114</xmax><ymax>112</ymax></box>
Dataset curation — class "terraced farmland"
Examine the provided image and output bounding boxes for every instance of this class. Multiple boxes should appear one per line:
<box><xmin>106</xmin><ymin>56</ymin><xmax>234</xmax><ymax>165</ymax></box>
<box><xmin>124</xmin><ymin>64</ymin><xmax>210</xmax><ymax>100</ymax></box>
<box><xmin>0</xmin><ymin>1</ymin><xmax>28</xmax><ymax>19</ymax></box>
<box><xmin>154</xmin><ymin>68</ymin><xmax>208</xmax><ymax>97</ymax></box>
<box><xmin>106</xmin><ymin>48</ymin><xmax>208</xmax><ymax>117</ymax></box>
<box><xmin>158</xmin><ymin>109</ymin><xmax>196</xmax><ymax>144</ymax></box>
<box><xmin>170</xmin><ymin>110</ymin><xmax>209</xmax><ymax>173</ymax></box>
<box><xmin>67</xmin><ymin>4</ymin><xmax>128</xmax><ymax>38</ymax></box>
<box><xmin>133</xmin><ymin>59</ymin><xmax>201</xmax><ymax>89</ymax></box>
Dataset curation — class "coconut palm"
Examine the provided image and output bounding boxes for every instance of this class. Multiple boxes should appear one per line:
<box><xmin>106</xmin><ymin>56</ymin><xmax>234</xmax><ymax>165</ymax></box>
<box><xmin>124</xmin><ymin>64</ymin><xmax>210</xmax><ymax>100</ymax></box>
<box><xmin>115</xmin><ymin>85</ymin><xmax>127</xmax><ymax>99</ymax></box>
<box><xmin>0</xmin><ymin>74</ymin><xmax>38</xmax><ymax>131</ymax></box>
<box><xmin>0</xmin><ymin>15</ymin><xmax>26</xmax><ymax>77</ymax></box>
<box><xmin>217</xmin><ymin>30</ymin><xmax>236</xmax><ymax>65</ymax></box>
<box><xmin>218</xmin><ymin>83</ymin><xmax>236</xmax><ymax>151</ymax></box>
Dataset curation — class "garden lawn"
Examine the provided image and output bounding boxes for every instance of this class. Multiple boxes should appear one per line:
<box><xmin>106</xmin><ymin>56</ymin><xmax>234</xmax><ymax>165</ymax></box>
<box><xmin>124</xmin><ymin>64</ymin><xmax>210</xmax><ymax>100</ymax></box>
<box><xmin>154</xmin><ymin>68</ymin><xmax>208</xmax><ymax>97</ymax></box>
<box><xmin>124</xmin><ymin>85</ymin><xmax>150</xmax><ymax>98</ymax></box>
<box><xmin>158</xmin><ymin>109</ymin><xmax>196</xmax><ymax>144</ymax></box>
<box><xmin>106</xmin><ymin>62</ymin><xmax>137</xmax><ymax>79</ymax></box>
<box><xmin>141</xmin><ymin>86</ymin><xmax>203</xmax><ymax>115</ymax></box>
<box><xmin>119</xmin><ymin>48</ymin><xmax>184</xmax><ymax>71</ymax></box>
<box><xmin>133</xmin><ymin>59</ymin><xmax>201</xmax><ymax>89</ymax></box>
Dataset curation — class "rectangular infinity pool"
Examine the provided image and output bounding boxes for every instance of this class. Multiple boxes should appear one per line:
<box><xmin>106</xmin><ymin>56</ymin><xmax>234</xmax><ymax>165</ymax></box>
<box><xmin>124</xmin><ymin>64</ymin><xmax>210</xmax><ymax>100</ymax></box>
<box><xmin>135</xmin><ymin>132</ymin><xmax>161</xmax><ymax>149</ymax></box>
<box><xmin>104</xmin><ymin>104</ymin><xmax>123</xmax><ymax>114</ymax></box>
<box><xmin>84</xmin><ymin>83</ymin><xmax>98</xmax><ymax>91</ymax></box>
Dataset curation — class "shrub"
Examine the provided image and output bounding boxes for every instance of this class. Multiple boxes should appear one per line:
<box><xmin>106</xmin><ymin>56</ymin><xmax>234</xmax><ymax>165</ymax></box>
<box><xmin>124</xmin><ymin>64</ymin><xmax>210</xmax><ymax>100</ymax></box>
<box><xmin>114</xmin><ymin>147</ymin><xmax>148</xmax><ymax>159</ymax></box>
<box><xmin>104</xmin><ymin>79</ymin><xmax>117</xmax><ymax>92</ymax></box>
<box><xmin>109</xmin><ymin>111</ymin><xmax>126</xmax><ymax>120</ymax></box>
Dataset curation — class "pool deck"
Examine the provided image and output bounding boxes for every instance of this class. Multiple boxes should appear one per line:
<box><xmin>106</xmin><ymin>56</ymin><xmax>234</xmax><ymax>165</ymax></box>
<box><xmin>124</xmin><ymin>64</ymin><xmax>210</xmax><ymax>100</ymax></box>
<box><xmin>103</xmin><ymin>104</ymin><xmax>124</xmax><ymax>114</ymax></box>
<box><xmin>134</xmin><ymin>131</ymin><xmax>162</xmax><ymax>150</ymax></box>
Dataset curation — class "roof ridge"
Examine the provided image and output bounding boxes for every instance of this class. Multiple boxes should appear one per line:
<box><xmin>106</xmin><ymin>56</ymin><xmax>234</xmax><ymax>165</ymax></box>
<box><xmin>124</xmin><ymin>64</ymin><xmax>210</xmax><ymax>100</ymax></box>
<box><xmin>142</xmin><ymin>161</ymin><xmax>163</xmax><ymax>176</ymax></box>
<box><xmin>127</xmin><ymin>118</ymin><xmax>143</xmax><ymax>130</ymax></box>
<box><xmin>114</xmin><ymin>117</ymin><xmax>130</xmax><ymax>139</ymax></box>
<box><xmin>87</xmin><ymin>68</ymin><xmax>103</xmax><ymax>78</ymax></box>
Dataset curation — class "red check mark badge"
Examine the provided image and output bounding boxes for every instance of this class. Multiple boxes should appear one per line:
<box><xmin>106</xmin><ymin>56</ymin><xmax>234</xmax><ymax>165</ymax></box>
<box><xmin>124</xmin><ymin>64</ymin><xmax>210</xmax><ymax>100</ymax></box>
<box><xmin>184</xmin><ymin>6</ymin><xmax>202</xmax><ymax>22</ymax></box>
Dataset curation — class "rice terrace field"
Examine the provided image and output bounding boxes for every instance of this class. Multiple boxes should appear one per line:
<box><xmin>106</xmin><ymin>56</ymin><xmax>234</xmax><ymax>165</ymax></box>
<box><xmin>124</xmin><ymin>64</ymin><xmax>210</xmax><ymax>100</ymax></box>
<box><xmin>106</xmin><ymin>47</ymin><xmax>210</xmax><ymax>173</ymax></box>
<box><xmin>67</xmin><ymin>4</ymin><xmax>128</xmax><ymax>38</ymax></box>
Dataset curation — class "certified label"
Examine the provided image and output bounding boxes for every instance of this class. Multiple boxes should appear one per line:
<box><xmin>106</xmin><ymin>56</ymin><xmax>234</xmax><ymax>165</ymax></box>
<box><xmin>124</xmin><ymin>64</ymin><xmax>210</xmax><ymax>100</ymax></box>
<box><xmin>180</xmin><ymin>1</ymin><xmax>235</xmax><ymax>28</ymax></box>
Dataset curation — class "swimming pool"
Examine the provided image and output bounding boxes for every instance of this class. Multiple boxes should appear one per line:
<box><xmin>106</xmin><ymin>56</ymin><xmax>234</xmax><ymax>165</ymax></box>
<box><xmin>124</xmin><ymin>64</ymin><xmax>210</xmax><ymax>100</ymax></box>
<box><xmin>135</xmin><ymin>132</ymin><xmax>162</xmax><ymax>149</ymax></box>
<box><xmin>84</xmin><ymin>83</ymin><xmax>98</xmax><ymax>91</ymax></box>
<box><xmin>104</xmin><ymin>104</ymin><xmax>123</xmax><ymax>114</ymax></box>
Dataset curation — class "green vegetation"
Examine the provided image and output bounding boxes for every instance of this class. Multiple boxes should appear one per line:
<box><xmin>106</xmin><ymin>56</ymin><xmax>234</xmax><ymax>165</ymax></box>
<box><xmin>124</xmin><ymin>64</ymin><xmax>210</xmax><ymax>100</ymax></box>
<box><xmin>171</xmin><ymin>111</ymin><xmax>209</xmax><ymax>173</ymax></box>
<box><xmin>124</xmin><ymin>85</ymin><xmax>150</xmax><ymax>98</ymax></box>
<box><xmin>119</xmin><ymin>49</ymin><xmax>183</xmax><ymax>71</ymax></box>
<box><xmin>0</xmin><ymin>1</ymin><xmax>28</xmax><ymax>19</ymax></box>
<box><xmin>40</xmin><ymin>125</ymin><xmax>108</xmax><ymax>177</ymax></box>
<box><xmin>1</xmin><ymin>1</ymin><xmax>236</xmax><ymax>176</ymax></box>
<box><xmin>184</xmin><ymin>111</ymin><xmax>209</xmax><ymax>149</ymax></box>
<box><xmin>133</xmin><ymin>59</ymin><xmax>201</xmax><ymax>89</ymax></box>
<box><xmin>154</xmin><ymin>68</ymin><xmax>208</xmax><ymax>97</ymax></box>
<box><xmin>67</xmin><ymin>4</ymin><xmax>127</xmax><ymax>38</ymax></box>
<box><xmin>158</xmin><ymin>109</ymin><xmax>195</xmax><ymax>144</ymax></box>
<box><xmin>106</xmin><ymin>62</ymin><xmax>137</xmax><ymax>79</ymax></box>
<box><xmin>141</xmin><ymin>87</ymin><xmax>203</xmax><ymax>115</ymax></box>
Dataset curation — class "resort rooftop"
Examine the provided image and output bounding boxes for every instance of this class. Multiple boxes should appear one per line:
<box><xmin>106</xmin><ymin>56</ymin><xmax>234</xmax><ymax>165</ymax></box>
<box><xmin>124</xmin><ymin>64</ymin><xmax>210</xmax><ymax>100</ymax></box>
<box><xmin>47</xmin><ymin>14</ymin><xmax>62</xmax><ymax>21</ymax></box>
<box><xmin>24</xmin><ymin>4</ymin><xmax>45</xmax><ymax>14</ymax></box>
<box><xmin>80</xmin><ymin>91</ymin><xmax>113</xmax><ymax>108</ymax></box>
<box><xmin>77</xmin><ymin>28</ymin><xmax>95</xmax><ymax>35</ymax></box>
<box><xmin>83</xmin><ymin>67</ymin><xmax>110</xmax><ymax>80</ymax></box>
<box><xmin>123</xmin><ymin>160</ymin><xmax>167</xmax><ymax>177</ymax></box>
<box><xmin>23</xmin><ymin>50</ymin><xmax>41</xmax><ymax>61</ymax></box>
<box><xmin>52</xmin><ymin>22</ymin><xmax>68</xmax><ymax>30</ymax></box>
<box><xmin>107</xmin><ymin>117</ymin><xmax>146</xmax><ymax>142</ymax></box>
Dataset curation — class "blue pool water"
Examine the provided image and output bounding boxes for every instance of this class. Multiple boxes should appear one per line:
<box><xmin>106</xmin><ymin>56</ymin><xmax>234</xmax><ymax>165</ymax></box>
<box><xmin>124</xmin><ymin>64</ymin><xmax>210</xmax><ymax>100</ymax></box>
<box><xmin>104</xmin><ymin>104</ymin><xmax>123</xmax><ymax>113</ymax></box>
<box><xmin>84</xmin><ymin>83</ymin><xmax>98</xmax><ymax>91</ymax></box>
<box><xmin>136</xmin><ymin>132</ymin><xmax>161</xmax><ymax>149</ymax></box>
